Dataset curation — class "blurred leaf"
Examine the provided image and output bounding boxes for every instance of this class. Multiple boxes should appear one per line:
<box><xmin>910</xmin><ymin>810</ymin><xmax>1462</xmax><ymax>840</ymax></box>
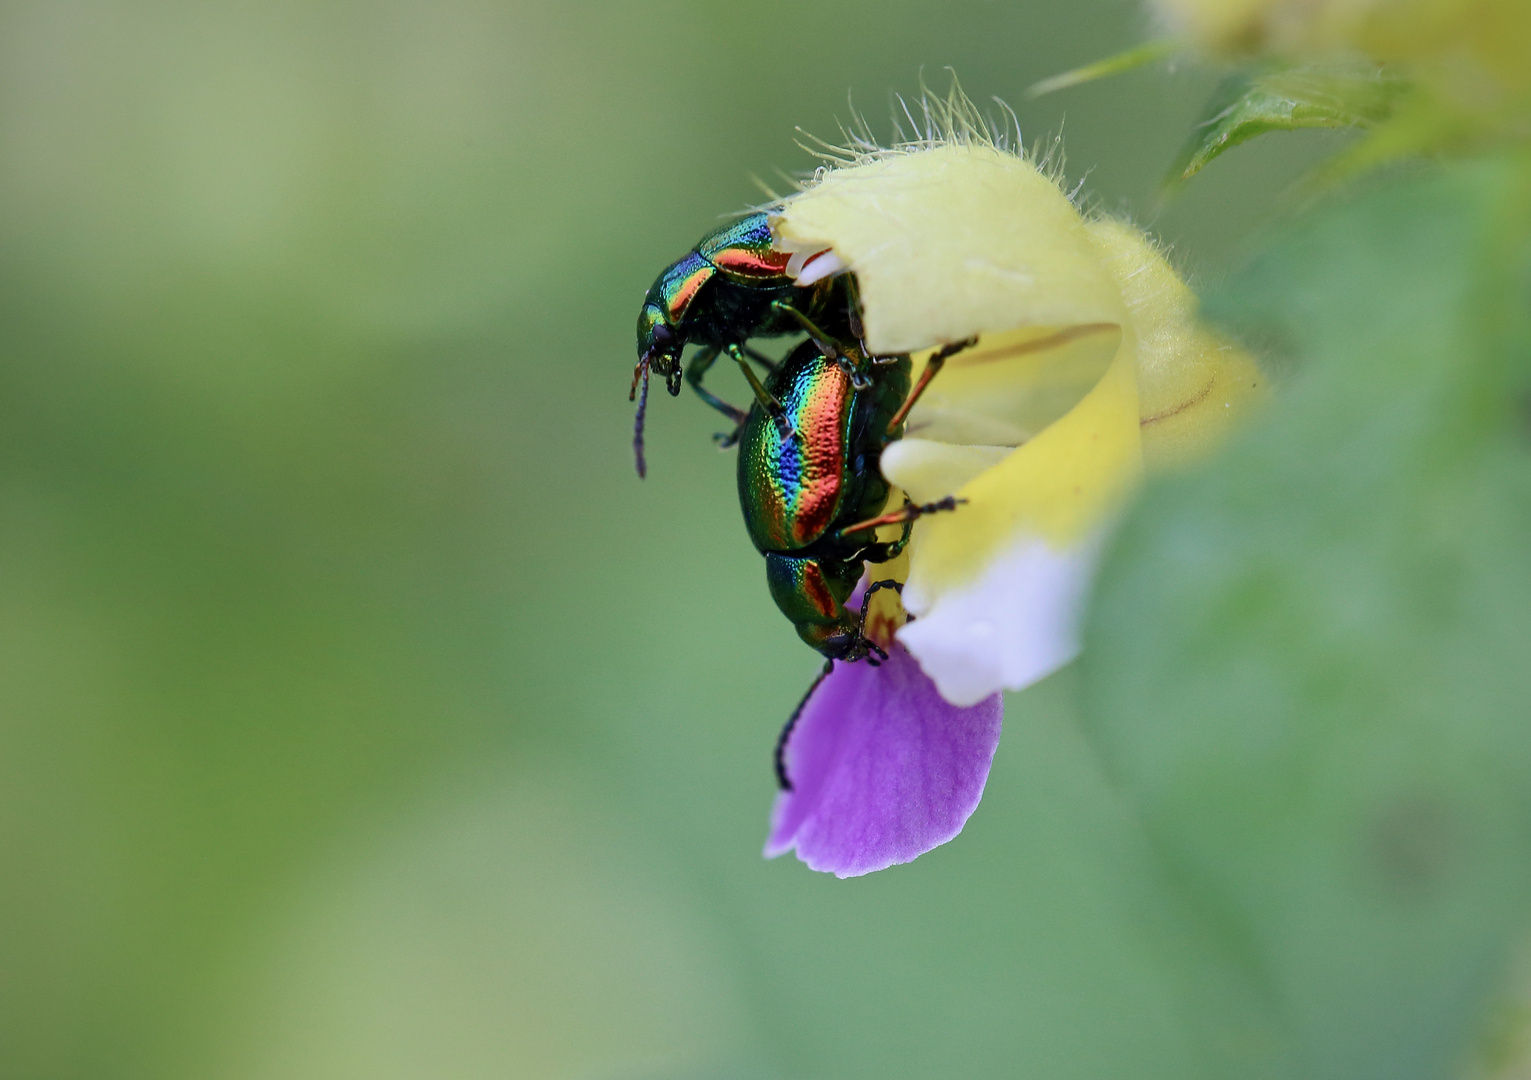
<box><xmin>224</xmin><ymin>764</ymin><xmax>761</xmax><ymax>1080</ymax></box>
<box><xmin>1024</xmin><ymin>40</ymin><xmax>1175</xmax><ymax>100</ymax></box>
<box><xmin>1082</xmin><ymin>156</ymin><xmax>1531</xmax><ymax>1080</ymax></box>
<box><xmin>1169</xmin><ymin>64</ymin><xmax>1404</xmax><ymax>185</ymax></box>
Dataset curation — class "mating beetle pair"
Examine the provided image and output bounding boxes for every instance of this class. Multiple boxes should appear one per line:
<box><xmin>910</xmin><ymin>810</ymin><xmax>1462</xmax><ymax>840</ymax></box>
<box><xmin>633</xmin><ymin>212</ymin><xmax>974</xmax><ymax>665</ymax></box>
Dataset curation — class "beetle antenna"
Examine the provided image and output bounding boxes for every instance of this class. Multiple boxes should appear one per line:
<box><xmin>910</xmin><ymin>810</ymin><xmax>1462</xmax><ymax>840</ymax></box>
<box><xmin>631</xmin><ymin>357</ymin><xmax>651</xmax><ymax>478</ymax></box>
<box><xmin>776</xmin><ymin>659</ymin><xmax>834</xmax><ymax>790</ymax></box>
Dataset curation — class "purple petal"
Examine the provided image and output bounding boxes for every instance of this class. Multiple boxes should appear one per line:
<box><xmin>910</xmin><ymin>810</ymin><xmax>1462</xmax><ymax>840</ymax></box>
<box><xmin>764</xmin><ymin>642</ymin><xmax>1004</xmax><ymax>878</ymax></box>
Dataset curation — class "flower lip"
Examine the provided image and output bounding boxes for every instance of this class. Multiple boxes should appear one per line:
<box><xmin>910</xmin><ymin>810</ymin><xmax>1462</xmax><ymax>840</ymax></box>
<box><xmin>765</xmin><ymin>639</ymin><xmax>1003</xmax><ymax>878</ymax></box>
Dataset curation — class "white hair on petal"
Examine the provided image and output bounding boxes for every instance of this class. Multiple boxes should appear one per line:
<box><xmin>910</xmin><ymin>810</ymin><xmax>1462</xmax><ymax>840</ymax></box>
<box><xmin>759</xmin><ymin>73</ymin><xmax>1079</xmax><ymax>217</ymax></box>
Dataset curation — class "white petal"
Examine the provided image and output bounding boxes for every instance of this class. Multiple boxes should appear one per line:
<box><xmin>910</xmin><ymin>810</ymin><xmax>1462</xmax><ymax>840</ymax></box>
<box><xmin>795</xmin><ymin>249</ymin><xmax>846</xmax><ymax>286</ymax></box>
<box><xmin>896</xmin><ymin>532</ymin><xmax>1105</xmax><ymax>707</ymax></box>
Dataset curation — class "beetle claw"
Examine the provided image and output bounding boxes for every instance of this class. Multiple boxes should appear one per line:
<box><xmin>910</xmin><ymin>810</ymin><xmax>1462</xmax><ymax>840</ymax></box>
<box><xmin>834</xmin><ymin>354</ymin><xmax>874</xmax><ymax>391</ymax></box>
<box><xmin>772</xmin><ymin>414</ymin><xmax>799</xmax><ymax>441</ymax></box>
<box><xmin>853</xmin><ymin>637</ymin><xmax>890</xmax><ymax>666</ymax></box>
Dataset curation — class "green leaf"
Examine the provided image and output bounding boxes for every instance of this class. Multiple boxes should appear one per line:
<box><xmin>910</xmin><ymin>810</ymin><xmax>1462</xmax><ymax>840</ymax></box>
<box><xmin>1082</xmin><ymin>157</ymin><xmax>1531</xmax><ymax>1080</ymax></box>
<box><xmin>1024</xmin><ymin>40</ymin><xmax>1176</xmax><ymax>100</ymax></box>
<box><xmin>1169</xmin><ymin>64</ymin><xmax>1405</xmax><ymax>185</ymax></box>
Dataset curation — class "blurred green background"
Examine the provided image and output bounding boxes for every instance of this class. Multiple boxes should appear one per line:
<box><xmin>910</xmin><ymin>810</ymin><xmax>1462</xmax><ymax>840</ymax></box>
<box><xmin>0</xmin><ymin>2</ymin><xmax>1345</xmax><ymax>1077</ymax></box>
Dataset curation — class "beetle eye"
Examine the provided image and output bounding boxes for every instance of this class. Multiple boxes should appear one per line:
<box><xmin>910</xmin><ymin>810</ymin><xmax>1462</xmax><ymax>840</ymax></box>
<box><xmin>650</xmin><ymin>322</ymin><xmax>675</xmax><ymax>349</ymax></box>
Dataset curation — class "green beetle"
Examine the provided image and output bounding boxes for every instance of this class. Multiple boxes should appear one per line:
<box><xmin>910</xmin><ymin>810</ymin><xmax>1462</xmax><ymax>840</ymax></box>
<box><xmin>736</xmin><ymin>336</ymin><xmax>974</xmax><ymax>663</ymax></box>
<box><xmin>630</xmin><ymin>211</ymin><xmax>870</xmax><ymax>476</ymax></box>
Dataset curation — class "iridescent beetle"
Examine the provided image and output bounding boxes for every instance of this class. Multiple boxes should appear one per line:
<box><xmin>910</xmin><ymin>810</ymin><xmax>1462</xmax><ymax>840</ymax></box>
<box><xmin>737</xmin><ymin>335</ymin><xmax>975</xmax><ymax>663</ymax></box>
<box><xmin>630</xmin><ymin>211</ymin><xmax>868</xmax><ymax>477</ymax></box>
<box><xmin>632</xmin><ymin>209</ymin><xmax>976</xmax><ymax>680</ymax></box>
<box><xmin>735</xmin><ymin>334</ymin><xmax>975</xmax><ymax>790</ymax></box>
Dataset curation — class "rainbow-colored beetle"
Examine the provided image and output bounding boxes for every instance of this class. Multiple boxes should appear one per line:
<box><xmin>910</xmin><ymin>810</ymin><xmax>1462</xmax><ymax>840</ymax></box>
<box><xmin>736</xmin><ymin>337</ymin><xmax>972</xmax><ymax>664</ymax></box>
<box><xmin>633</xmin><ymin>211</ymin><xmax>973</xmax><ymax>665</ymax></box>
<box><xmin>630</xmin><ymin>211</ymin><xmax>858</xmax><ymax>477</ymax></box>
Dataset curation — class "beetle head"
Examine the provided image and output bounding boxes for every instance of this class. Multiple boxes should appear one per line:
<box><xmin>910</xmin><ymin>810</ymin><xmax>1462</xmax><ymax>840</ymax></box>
<box><xmin>630</xmin><ymin>303</ymin><xmax>684</xmax><ymax>480</ymax></box>
<box><xmin>636</xmin><ymin>303</ymin><xmax>683</xmax><ymax>387</ymax></box>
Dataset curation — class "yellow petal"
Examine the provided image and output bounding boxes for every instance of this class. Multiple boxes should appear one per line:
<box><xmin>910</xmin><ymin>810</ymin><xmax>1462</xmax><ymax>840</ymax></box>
<box><xmin>1138</xmin><ymin>333</ymin><xmax>1264</xmax><ymax>469</ymax></box>
<box><xmin>860</xmin><ymin>548</ymin><xmax>911</xmax><ymax>648</ymax></box>
<box><xmin>1086</xmin><ymin>217</ymin><xmax>1265</xmax><ymax>469</ymax></box>
<box><xmin>879</xmin><ymin>440</ymin><xmax>1013</xmax><ymax>506</ymax></box>
<box><xmin>901</xmin><ymin>341</ymin><xmax>1144</xmax><ymax>606</ymax></box>
<box><xmin>902</xmin><ymin>323</ymin><xmax>1122</xmax><ymax>446</ymax></box>
<box><xmin>774</xmin><ymin>144</ymin><xmax>1126</xmax><ymax>354</ymax></box>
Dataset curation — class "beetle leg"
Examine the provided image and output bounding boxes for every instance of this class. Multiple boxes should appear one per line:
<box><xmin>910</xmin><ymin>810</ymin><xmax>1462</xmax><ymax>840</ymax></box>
<box><xmin>838</xmin><ymin>279</ymin><xmax>905</xmax><ymax>365</ymax></box>
<box><xmin>769</xmin><ymin>299</ymin><xmax>886</xmax><ymax>385</ymax></box>
<box><xmin>837</xmin><ymin>496</ymin><xmax>967</xmax><ymax>554</ymax></box>
<box><xmin>848</xmin><ymin>512</ymin><xmax>914</xmax><ymax>564</ymax></box>
<box><xmin>713</xmin><ymin>419</ymin><xmax>747</xmax><ymax>450</ymax></box>
<box><xmin>726</xmin><ymin>343</ymin><xmax>798</xmax><ymax>441</ymax></box>
<box><xmin>685</xmin><ymin>345</ymin><xmax>749</xmax><ymax>432</ymax></box>
<box><xmin>877</xmin><ymin>514</ymin><xmax>916</xmax><ymax>562</ymax></box>
<box><xmin>862</xmin><ymin>578</ymin><xmax>903</xmax><ymax>600</ymax></box>
<box><xmin>808</xmin><ymin>282</ymin><xmax>902</xmax><ymax>367</ymax></box>
<box><xmin>768</xmin><ymin>300</ymin><xmax>840</xmax><ymax>357</ymax></box>
<box><xmin>687</xmin><ymin>345</ymin><xmax>753</xmax><ymax>448</ymax></box>
<box><xmin>742</xmin><ymin>345</ymin><xmax>778</xmax><ymax>373</ymax></box>
<box><xmin>885</xmin><ymin>336</ymin><xmax>979</xmax><ymax>435</ymax></box>
<box><xmin>842</xmin><ymin>273</ymin><xmax>867</xmax><ymax>344</ymax></box>
<box><xmin>853</xmin><ymin>579</ymin><xmax>902</xmax><ymax>667</ymax></box>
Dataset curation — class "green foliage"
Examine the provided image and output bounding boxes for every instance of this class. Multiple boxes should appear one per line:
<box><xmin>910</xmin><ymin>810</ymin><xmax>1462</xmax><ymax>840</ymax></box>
<box><xmin>1082</xmin><ymin>157</ymin><xmax>1531</xmax><ymax>1080</ymax></box>
<box><xmin>0</xmin><ymin>3</ymin><xmax>1273</xmax><ymax>1078</ymax></box>
<box><xmin>1024</xmin><ymin>40</ymin><xmax>1176</xmax><ymax>100</ymax></box>
<box><xmin>1168</xmin><ymin>64</ymin><xmax>1404</xmax><ymax>185</ymax></box>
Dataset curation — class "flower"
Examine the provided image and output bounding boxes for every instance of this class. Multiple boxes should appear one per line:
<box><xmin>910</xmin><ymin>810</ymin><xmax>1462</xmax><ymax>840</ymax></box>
<box><xmin>1152</xmin><ymin>0</ymin><xmax>1531</xmax><ymax>146</ymax></box>
<box><xmin>1153</xmin><ymin>0</ymin><xmax>1528</xmax><ymax>70</ymax></box>
<box><xmin>763</xmin><ymin>90</ymin><xmax>1260</xmax><ymax>876</ymax></box>
<box><xmin>765</xmin><ymin>563</ymin><xmax>1005</xmax><ymax>878</ymax></box>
